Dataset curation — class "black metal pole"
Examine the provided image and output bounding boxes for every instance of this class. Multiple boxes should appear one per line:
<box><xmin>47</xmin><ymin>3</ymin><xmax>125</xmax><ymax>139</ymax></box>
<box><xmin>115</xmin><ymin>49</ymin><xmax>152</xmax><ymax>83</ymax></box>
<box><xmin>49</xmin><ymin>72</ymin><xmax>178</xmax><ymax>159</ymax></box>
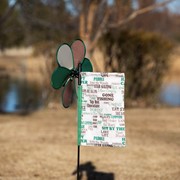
<box><xmin>77</xmin><ymin>63</ymin><xmax>82</xmax><ymax>180</ymax></box>
<box><xmin>77</xmin><ymin>145</ymin><xmax>80</xmax><ymax>180</ymax></box>
<box><xmin>78</xmin><ymin>63</ymin><xmax>81</xmax><ymax>85</ymax></box>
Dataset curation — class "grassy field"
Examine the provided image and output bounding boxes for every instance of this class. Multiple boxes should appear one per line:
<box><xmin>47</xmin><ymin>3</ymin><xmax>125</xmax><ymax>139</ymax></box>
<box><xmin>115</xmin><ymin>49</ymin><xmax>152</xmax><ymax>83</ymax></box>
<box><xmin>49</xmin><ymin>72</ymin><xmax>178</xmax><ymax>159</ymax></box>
<box><xmin>0</xmin><ymin>47</ymin><xmax>180</xmax><ymax>179</ymax></box>
<box><xmin>0</xmin><ymin>48</ymin><xmax>46</xmax><ymax>84</ymax></box>
<box><xmin>0</xmin><ymin>108</ymin><xmax>179</xmax><ymax>180</ymax></box>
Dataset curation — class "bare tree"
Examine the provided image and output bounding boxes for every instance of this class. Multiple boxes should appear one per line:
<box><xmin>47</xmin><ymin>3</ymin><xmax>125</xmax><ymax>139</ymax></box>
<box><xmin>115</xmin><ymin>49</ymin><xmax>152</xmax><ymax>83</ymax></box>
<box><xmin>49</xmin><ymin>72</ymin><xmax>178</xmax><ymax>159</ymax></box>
<box><xmin>70</xmin><ymin>0</ymin><xmax>175</xmax><ymax>70</ymax></box>
<box><xmin>0</xmin><ymin>0</ymin><xmax>19</xmax><ymax>26</ymax></box>
<box><xmin>4</xmin><ymin>0</ymin><xmax>174</xmax><ymax>56</ymax></box>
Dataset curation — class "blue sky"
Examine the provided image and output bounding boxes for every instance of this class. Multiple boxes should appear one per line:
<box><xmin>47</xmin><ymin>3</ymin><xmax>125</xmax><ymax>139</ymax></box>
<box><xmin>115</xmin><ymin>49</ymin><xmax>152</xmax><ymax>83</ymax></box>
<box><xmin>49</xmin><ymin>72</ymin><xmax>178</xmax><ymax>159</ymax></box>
<box><xmin>9</xmin><ymin>0</ymin><xmax>180</xmax><ymax>14</ymax></box>
<box><xmin>66</xmin><ymin>0</ymin><xmax>180</xmax><ymax>14</ymax></box>
<box><xmin>167</xmin><ymin>0</ymin><xmax>180</xmax><ymax>13</ymax></box>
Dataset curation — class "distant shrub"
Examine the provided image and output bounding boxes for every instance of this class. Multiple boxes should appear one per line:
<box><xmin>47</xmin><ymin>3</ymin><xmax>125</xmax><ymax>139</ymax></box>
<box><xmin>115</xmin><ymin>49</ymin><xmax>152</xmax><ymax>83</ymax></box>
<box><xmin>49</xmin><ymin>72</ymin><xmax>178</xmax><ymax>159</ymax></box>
<box><xmin>99</xmin><ymin>30</ymin><xmax>173</xmax><ymax>107</ymax></box>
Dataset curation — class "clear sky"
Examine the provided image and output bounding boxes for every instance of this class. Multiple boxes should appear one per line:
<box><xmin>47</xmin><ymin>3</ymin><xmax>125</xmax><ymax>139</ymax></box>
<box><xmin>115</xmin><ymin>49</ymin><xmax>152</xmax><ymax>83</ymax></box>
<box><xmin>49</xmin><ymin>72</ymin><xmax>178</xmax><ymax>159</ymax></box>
<box><xmin>9</xmin><ymin>0</ymin><xmax>180</xmax><ymax>14</ymax></box>
<box><xmin>167</xmin><ymin>0</ymin><xmax>180</xmax><ymax>13</ymax></box>
<box><xmin>66</xmin><ymin>0</ymin><xmax>180</xmax><ymax>14</ymax></box>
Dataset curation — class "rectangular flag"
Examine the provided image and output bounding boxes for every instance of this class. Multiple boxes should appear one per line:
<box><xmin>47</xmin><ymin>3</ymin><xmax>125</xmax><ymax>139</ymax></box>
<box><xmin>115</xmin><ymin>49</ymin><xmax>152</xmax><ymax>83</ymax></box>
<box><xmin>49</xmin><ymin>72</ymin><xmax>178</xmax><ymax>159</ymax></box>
<box><xmin>78</xmin><ymin>72</ymin><xmax>126</xmax><ymax>147</ymax></box>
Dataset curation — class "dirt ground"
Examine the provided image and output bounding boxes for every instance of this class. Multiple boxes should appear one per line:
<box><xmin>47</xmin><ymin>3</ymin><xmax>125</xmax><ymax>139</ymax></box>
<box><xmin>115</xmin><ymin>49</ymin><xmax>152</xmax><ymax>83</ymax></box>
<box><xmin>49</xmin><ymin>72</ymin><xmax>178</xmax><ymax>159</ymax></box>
<box><xmin>0</xmin><ymin>108</ymin><xmax>179</xmax><ymax>180</ymax></box>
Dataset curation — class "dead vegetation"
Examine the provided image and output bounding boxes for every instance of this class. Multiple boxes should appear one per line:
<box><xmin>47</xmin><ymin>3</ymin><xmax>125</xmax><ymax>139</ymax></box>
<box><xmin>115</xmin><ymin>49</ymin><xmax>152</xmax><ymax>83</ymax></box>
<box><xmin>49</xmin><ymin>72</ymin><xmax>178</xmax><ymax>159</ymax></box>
<box><xmin>163</xmin><ymin>46</ymin><xmax>180</xmax><ymax>84</ymax></box>
<box><xmin>0</xmin><ymin>48</ymin><xmax>46</xmax><ymax>84</ymax></box>
<box><xmin>0</xmin><ymin>108</ymin><xmax>179</xmax><ymax>180</ymax></box>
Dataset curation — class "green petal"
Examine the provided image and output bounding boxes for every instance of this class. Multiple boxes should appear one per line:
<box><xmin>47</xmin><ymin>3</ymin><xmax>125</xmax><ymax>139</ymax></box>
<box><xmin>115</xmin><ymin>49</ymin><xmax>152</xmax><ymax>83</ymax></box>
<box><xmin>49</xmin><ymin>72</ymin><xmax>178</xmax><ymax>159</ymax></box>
<box><xmin>51</xmin><ymin>66</ymin><xmax>71</xmax><ymax>89</ymax></box>
<box><xmin>81</xmin><ymin>58</ymin><xmax>93</xmax><ymax>72</ymax></box>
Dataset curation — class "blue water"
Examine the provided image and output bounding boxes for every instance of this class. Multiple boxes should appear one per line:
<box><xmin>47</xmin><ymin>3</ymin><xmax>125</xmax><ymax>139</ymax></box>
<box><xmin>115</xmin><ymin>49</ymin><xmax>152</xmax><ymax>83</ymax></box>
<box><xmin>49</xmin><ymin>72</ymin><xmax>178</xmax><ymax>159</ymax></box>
<box><xmin>160</xmin><ymin>83</ymin><xmax>180</xmax><ymax>106</ymax></box>
<box><xmin>0</xmin><ymin>80</ymin><xmax>43</xmax><ymax>113</ymax></box>
<box><xmin>2</xmin><ymin>83</ymin><xmax>20</xmax><ymax>113</ymax></box>
<box><xmin>0</xmin><ymin>80</ymin><xmax>179</xmax><ymax>113</ymax></box>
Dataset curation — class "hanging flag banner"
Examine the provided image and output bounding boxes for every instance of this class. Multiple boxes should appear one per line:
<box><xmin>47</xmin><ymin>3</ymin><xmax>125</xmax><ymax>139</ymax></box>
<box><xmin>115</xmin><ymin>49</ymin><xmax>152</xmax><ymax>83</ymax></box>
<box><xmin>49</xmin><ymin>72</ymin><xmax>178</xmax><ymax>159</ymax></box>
<box><xmin>78</xmin><ymin>72</ymin><xmax>126</xmax><ymax>147</ymax></box>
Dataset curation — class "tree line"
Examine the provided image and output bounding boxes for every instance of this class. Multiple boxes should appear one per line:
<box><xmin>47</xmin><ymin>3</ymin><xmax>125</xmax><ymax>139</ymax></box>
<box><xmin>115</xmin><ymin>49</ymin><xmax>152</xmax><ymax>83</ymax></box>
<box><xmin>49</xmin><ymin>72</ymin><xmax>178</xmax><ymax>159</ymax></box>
<box><xmin>0</xmin><ymin>0</ymin><xmax>179</xmax><ymax>51</ymax></box>
<box><xmin>0</xmin><ymin>0</ymin><xmax>179</xmax><ymax>106</ymax></box>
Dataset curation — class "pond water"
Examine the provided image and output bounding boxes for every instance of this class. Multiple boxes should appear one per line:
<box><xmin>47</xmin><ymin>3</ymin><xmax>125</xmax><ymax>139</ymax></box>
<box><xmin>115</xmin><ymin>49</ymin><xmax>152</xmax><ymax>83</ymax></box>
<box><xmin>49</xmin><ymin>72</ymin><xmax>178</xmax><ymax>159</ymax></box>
<box><xmin>160</xmin><ymin>83</ymin><xmax>180</xmax><ymax>106</ymax></box>
<box><xmin>0</xmin><ymin>78</ymin><xmax>179</xmax><ymax>113</ymax></box>
<box><xmin>0</xmin><ymin>78</ymin><xmax>43</xmax><ymax>113</ymax></box>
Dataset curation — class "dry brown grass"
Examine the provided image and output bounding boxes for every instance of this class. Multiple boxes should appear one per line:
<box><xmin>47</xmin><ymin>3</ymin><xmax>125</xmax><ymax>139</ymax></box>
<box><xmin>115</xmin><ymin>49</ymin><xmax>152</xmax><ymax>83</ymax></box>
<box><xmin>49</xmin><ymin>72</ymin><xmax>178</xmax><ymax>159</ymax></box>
<box><xmin>0</xmin><ymin>108</ymin><xmax>179</xmax><ymax>180</ymax></box>
<box><xmin>0</xmin><ymin>47</ymin><xmax>180</xmax><ymax>179</ymax></box>
<box><xmin>0</xmin><ymin>48</ymin><xmax>46</xmax><ymax>84</ymax></box>
<box><xmin>163</xmin><ymin>46</ymin><xmax>180</xmax><ymax>84</ymax></box>
<box><xmin>1</xmin><ymin>46</ymin><xmax>180</xmax><ymax>84</ymax></box>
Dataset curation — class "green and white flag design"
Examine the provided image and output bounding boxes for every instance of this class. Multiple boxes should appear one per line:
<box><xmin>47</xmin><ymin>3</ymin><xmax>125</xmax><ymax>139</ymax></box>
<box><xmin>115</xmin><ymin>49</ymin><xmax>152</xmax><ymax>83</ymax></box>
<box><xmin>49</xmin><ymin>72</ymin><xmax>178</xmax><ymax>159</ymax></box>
<box><xmin>78</xmin><ymin>72</ymin><xmax>126</xmax><ymax>147</ymax></box>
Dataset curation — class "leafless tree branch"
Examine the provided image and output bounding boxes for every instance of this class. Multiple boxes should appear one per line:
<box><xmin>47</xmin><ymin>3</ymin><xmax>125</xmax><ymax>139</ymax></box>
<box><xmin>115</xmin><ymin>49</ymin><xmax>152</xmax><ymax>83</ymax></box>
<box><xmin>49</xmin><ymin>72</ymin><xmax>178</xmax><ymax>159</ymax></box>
<box><xmin>22</xmin><ymin>14</ymin><xmax>71</xmax><ymax>31</ymax></box>
<box><xmin>0</xmin><ymin>0</ymin><xmax>19</xmax><ymax>26</ymax></box>
<box><xmin>109</xmin><ymin>0</ymin><xmax>175</xmax><ymax>28</ymax></box>
<box><xmin>90</xmin><ymin>8</ymin><xmax>110</xmax><ymax>51</ymax></box>
<box><xmin>88</xmin><ymin>0</ymin><xmax>175</xmax><ymax>53</ymax></box>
